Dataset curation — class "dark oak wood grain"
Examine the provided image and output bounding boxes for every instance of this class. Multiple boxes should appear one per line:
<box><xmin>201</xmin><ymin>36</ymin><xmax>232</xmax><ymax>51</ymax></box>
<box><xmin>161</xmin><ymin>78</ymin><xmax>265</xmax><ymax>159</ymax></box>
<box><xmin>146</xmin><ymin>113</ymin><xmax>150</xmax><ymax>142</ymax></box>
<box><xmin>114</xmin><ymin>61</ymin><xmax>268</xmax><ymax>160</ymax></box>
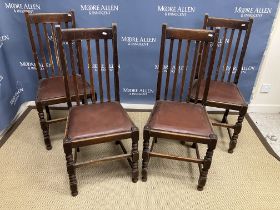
<box><xmin>24</xmin><ymin>11</ymin><xmax>76</xmax><ymax>150</ymax></box>
<box><xmin>202</xmin><ymin>14</ymin><xmax>254</xmax><ymax>153</ymax></box>
<box><xmin>56</xmin><ymin>24</ymin><xmax>139</xmax><ymax>196</ymax></box>
<box><xmin>142</xmin><ymin>24</ymin><xmax>219</xmax><ymax>191</ymax></box>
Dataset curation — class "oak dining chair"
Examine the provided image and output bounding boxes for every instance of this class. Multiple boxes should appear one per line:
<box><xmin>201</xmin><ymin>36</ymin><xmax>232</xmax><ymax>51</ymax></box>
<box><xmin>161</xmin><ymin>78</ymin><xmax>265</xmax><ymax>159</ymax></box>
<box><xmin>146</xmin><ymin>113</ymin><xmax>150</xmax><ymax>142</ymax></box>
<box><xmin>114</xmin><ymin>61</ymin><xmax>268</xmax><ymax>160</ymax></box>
<box><xmin>142</xmin><ymin>24</ymin><xmax>219</xmax><ymax>191</ymax></box>
<box><xmin>25</xmin><ymin>11</ymin><xmax>91</xmax><ymax>150</ymax></box>
<box><xmin>56</xmin><ymin>23</ymin><xmax>139</xmax><ymax>196</ymax></box>
<box><xmin>192</xmin><ymin>14</ymin><xmax>253</xmax><ymax>153</ymax></box>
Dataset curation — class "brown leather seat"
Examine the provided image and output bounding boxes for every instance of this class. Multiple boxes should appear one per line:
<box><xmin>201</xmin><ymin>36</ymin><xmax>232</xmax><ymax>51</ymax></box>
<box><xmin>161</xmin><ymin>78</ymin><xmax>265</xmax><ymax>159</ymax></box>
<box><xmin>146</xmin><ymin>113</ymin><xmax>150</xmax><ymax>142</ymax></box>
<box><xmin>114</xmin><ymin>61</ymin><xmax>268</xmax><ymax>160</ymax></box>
<box><xmin>37</xmin><ymin>75</ymin><xmax>89</xmax><ymax>102</ymax></box>
<box><xmin>147</xmin><ymin>101</ymin><xmax>214</xmax><ymax>138</ymax></box>
<box><xmin>193</xmin><ymin>80</ymin><xmax>246</xmax><ymax>106</ymax></box>
<box><xmin>66</xmin><ymin>102</ymin><xmax>135</xmax><ymax>141</ymax></box>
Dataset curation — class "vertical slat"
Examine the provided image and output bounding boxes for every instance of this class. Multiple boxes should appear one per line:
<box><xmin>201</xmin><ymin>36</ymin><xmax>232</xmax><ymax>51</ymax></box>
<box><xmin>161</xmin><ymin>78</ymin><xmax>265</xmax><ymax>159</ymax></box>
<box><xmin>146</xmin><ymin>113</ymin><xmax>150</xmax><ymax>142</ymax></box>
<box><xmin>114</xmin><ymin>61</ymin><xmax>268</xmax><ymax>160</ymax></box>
<box><xmin>186</xmin><ymin>41</ymin><xmax>199</xmax><ymax>102</ymax></box>
<box><xmin>75</xmin><ymin>41</ymin><xmax>82</xmax><ymax>75</ymax></box>
<box><xmin>56</xmin><ymin>26</ymin><xmax>71</xmax><ymax>106</ymax></box>
<box><xmin>68</xmin><ymin>40</ymin><xmax>80</xmax><ymax>105</ymax></box>
<box><xmin>24</xmin><ymin>12</ymin><xmax>42</xmax><ymax>80</ymax></box>
<box><xmin>104</xmin><ymin>39</ymin><xmax>111</xmax><ymax>101</ymax></box>
<box><xmin>77</xmin><ymin>40</ymin><xmax>88</xmax><ymax>104</ymax></box>
<box><xmin>112</xmin><ymin>23</ymin><xmax>120</xmax><ymax>101</ymax></box>
<box><xmin>74</xmin><ymin>22</ymin><xmax>82</xmax><ymax>75</ymax></box>
<box><xmin>228</xmin><ymin>29</ymin><xmax>242</xmax><ymax>82</ymax></box>
<box><xmin>215</xmin><ymin>28</ymin><xmax>228</xmax><ymax>80</ymax></box>
<box><xmin>156</xmin><ymin>24</ymin><xmax>167</xmax><ymax>101</ymax></box>
<box><xmin>195</xmin><ymin>32</ymin><xmax>206</xmax><ymax>79</ymax></box>
<box><xmin>164</xmin><ymin>39</ymin><xmax>174</xmax><ymax>100</ymax></box>
<box><xmin>65</xmin><ymin>22</ymin><xmax>69</xmax><ymax>29</ymax></box>
<box><xmin>197</xmin><ymin>13</ymin><xmax>209</xmax><ymax>80</ymax></box>
<box><xmin>171</xmin><ymin>39</ymin><xmax>182</xmax><ymax>100</ymax></box>
<box><xmin>35</xmin><ymin>23</ymin><xmax>49</xmax><ymax>78</ymax></box>
<box><xmin>96</xmin><ymin>39</ymin><xmax>104</xmax><ymax>102</ymax></box>
<box><xmin>43</xmin><ymin>23</ymin><xmax>55</xmax><ymax>76</ymax></box>
<box><xmin>86</xmin><ymin>40</ymin><xmax>96</xmax><ymax>102</ymax></box>
<box><xmin>202</xmin><ymin>29</ymin><xmax>219</xmax><ymax>105</ymax></box>
<box><xmin>179</xmin><ymin>40</ymin><xmax>191</xmax><ymax>101</ymax></box>
<box><xmin>51</xmin><ymin>23</ymin><xmax>62</xmax><ymax>75</ymax></box>
<box><xmin>195</xmin><ymin>42</ymin><xmax>209</xmax><ymax>103</ymax></box>
<box><xmin>221</xmin><ymin>29</ymin><xmax>235</xmax><ymax>81</ymax></box>
<box><xmin>234</xmin><ymin>18</ymin><xmax>253</xmax><ymax>84</ymax></box>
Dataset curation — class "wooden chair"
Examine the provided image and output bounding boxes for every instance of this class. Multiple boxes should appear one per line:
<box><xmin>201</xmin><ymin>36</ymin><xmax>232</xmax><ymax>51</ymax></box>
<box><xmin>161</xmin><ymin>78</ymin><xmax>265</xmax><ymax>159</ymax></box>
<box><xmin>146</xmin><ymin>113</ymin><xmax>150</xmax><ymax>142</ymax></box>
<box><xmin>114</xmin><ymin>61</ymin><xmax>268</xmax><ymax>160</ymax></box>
<box><xmin>56</xmin><ymin>24</ymin><xmax>139</xmax><ymax>196</ymax></box>
<box><xmin>142</xmin><ymin>24</ymin><xmax>219</xmax><ymax>191</ymax></box>
<box><xmin>192</xmin><ymin>14</ymin><xmax>253</xmax><ymax>153</ymax></box>
<box><xmin>25</xmin><ymin>12</ymin><xmax>91</xmax><ymax>150</ymax></box>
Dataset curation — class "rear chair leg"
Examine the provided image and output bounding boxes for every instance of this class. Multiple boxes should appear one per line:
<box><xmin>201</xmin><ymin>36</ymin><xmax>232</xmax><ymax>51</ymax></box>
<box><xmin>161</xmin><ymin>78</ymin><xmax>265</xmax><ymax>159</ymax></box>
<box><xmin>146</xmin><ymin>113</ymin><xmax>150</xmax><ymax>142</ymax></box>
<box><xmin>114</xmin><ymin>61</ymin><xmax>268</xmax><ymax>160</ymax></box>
<box><xmin>64</xmin><ymin>139</ymin><xmax>78</xmax><ymax>196</ymax></box>
<box><xmin>221</xmin><ymin>109</ymin><xmax>229</xmax><ymax>123</ymax></box>
<box><xmin>131</xmin><ymin>127</ymin><xmax>139</xmax><ymax>183</ymax></box>
<box><xmin>198</xmin><ymin>135</ymin><xmax>217</xmax><ymax>191</ymax></box>
<box><xmin>154</xmin><ymin>137</ymin><xmax>158</xmax><ymax>143</ymax></box>
<box><xmin>36</xmin><ymin>102</ymin><xmax>51</xmax><ymax>150</ymax></box>
<box><xmin>45</xmin><ymin>105</ymin><xmax>51</xmax><ymax>120</ymax></box>
<box><xmin>229</xmin><ymin>107</ymin><xmax>247</xmax><ymax>153</ymax></box>
<box><xmin>142</xmin><ymin>127</ymin><xmax>150</xmax><ymax>182</ymax></box>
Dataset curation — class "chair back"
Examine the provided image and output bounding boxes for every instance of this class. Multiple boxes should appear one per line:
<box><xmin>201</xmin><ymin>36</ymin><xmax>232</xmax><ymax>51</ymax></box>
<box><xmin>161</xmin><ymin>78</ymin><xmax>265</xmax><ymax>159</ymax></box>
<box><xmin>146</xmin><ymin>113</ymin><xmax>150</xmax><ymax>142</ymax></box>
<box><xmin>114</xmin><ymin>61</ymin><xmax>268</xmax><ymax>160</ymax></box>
<box><xmin>56</xmin><ymin>24</ymin><xmax>120</xmax><ymax>105</ymax></box>
<box><xmin>156</xmin><ymin>24</ymin><xmax>219</xmax><ymax>104</ymax></box>
<box><xmin>203</xmin><ymin>14</ymin><xmax>253</xmax><ymax>84</ymax></box>
<box><xmin>25</xmin><ymin>11</ymin><xmax>76</xmax><ymax>80</ymax></box>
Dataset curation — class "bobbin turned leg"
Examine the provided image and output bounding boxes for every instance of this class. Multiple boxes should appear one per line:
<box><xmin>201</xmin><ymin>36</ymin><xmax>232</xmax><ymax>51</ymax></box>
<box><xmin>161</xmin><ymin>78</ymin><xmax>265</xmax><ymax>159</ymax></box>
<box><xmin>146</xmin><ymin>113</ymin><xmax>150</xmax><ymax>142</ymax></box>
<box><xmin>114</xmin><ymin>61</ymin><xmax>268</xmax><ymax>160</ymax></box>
<box><xmin>64</xmin><ymin>138</ymin><xmax>78</xmax><ymax>196</ymax></box>
<box><xmin>131</xmin><ymin>127</ymin><xmax>139</xmax><ymax>183</ymax></box>
<box><xmin>229</xmin><ymin>106</ymin><xmax>247</xmax><ymax>153</ymax></box>
<box><xmin>36</xmin><ymin>101</ymin><xmax>51</xmax><ymax>150</ymax></box>
<box><xmin>197</xmin><ymin>135</ymin><xmax>217</xmax><ymax>191</ymax></box>
<box><xmin>142</xmin><ymin>127</ymin><xmax>150</xmax><ymax>182</ymax></box>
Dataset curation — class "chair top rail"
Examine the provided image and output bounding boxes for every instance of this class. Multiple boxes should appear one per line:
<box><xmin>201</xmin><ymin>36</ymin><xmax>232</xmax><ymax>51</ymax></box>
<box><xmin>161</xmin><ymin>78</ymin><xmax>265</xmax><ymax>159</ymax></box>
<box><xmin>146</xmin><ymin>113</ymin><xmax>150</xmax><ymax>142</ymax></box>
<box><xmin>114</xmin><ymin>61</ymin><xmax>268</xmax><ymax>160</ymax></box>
<box><xmin>166</xmin><ymin>27</ymin><xmax>215</xmax><ymax>42</ymax></box>
<box><xmin>26</xmin><ymin>12</ymin><xmax>73</xmax><ymax>24</ymax></box>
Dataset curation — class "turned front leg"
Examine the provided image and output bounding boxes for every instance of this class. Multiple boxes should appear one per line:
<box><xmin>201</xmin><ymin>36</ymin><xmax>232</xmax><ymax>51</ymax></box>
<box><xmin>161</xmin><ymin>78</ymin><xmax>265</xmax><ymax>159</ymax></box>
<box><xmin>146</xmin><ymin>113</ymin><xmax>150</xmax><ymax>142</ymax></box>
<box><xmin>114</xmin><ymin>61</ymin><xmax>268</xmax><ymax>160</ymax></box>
<box><xmin>36</xmin><ymin>102</ymin><xmax>51</xmax><ymax>150</ymax></box>
<box><xmin>198</xmin><ymin>135</ymin><xmax>217</xmax><ymax>191</ymax></box>
<box><xmin>64</xmin><ymin>139</ymin><xmax>78</xmax><ymax>196</ymax></box>
<box><xmin>131</xmin><ymin>127</ymin><xmax>139</xmax><ymax>183</ymax></box>
<box><xmin>142</xmin><ymin>128</ymin><xmax>150</xmax><ymax>182</ymax></box>
<box><xmin>229</xmin><ymin>107</ymin><xmax>247</xmax><ymax>153</ymax></box>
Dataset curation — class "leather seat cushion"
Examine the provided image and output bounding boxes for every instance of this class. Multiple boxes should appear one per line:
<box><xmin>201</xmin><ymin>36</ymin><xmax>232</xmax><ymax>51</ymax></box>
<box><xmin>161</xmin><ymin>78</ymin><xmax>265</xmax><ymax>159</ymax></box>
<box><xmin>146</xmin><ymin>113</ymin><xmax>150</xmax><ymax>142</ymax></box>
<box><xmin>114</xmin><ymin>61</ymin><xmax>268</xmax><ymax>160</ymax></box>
<box><xmin>66</xmin><ymin>102</ymin><xmax>134</xmax><ymax>140</ymax></box>
<box><xmin>147</xmin><ymin>101</ymin><xmax>214</xmax><ymax>138</ymax></box>
<box><xmin>193</xmin><ymin>80</ymin><xmax>246</xmax><ymax>105</ymax></box>
<box><xmin>37</xmin><ymin>75</ymin><xmax>89</xmax><ymax>102</ymax></box>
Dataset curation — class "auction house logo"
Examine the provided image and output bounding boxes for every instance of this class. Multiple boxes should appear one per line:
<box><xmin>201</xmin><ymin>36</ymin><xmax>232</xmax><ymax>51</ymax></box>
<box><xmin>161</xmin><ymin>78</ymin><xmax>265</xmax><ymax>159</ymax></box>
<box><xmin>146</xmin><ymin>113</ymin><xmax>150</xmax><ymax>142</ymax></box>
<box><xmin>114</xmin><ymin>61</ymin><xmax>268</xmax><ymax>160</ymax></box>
<box><xmin>216</xmin><ymin>38</ymin><xmax>230</xmax><ymax>48</ymax></box>
<box><xmin>4</xmin><ymin>2</ymin><xmax>41</xmax><ymax>13</ymax></box>
<box><xmin>154</xmin><ymin>64</ymin><xmax>186</xmax><ymax>74</ymax></box>
<box><xmin>0</xmin><ymin>34</ymin><xmax>9</xmax><ymax>48</ymax></box>
<box><xmin>209</xmin><ymin>38</ymin><xmax>231</xmax><ymax>48</ymax></box>
<box><xmin>92</xmin><ymin>64</ymin><xmax>120</xmax><ymax>72</ymax></box>
<box><xmin>80</xmin><ymin>4</ymin><xmax>119</xmax><ymax>16</ymax></box>
<box><xmin>19</xmin><ymin>61</ymin><xmax>51</xmax><ymax>71</ymax></box>
<box><xmin>123</xmin><ymin>88</ymin><xmax>154</xmax><ymax>96</ymax></box>
<box><xmin>234</xmin><ymin>7</ymin><xmax>272</xmax><ymax>18</ymax></box>
<box><xmin>226</xmin><ymin>65</ymin><xmax>255</xmax><ymax>74</ymax></box>
<box><xmin>121</xmin><ymin>36</ymin><xmax>156</xmax><ymax>47</ymax></box>
<box><xmin>158</xmin><ymin>5</ymin><xmax>195</xmax><ymax>17</ymax></box>
<box><xmin>10</xmin><ymin>81</ymin><xmax>24</xmax><ymax>106</ymax></box>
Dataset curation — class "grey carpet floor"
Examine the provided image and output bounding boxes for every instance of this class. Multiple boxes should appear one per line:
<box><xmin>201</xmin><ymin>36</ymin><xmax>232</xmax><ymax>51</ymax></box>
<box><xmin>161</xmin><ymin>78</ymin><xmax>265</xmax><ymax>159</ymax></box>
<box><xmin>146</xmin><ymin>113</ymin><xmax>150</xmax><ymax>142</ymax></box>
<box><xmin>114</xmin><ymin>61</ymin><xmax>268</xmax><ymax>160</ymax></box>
<box><xmin>0</xmin><ymin>110</ymin><xmax>280</xmax><ymax>210</ymax></box>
